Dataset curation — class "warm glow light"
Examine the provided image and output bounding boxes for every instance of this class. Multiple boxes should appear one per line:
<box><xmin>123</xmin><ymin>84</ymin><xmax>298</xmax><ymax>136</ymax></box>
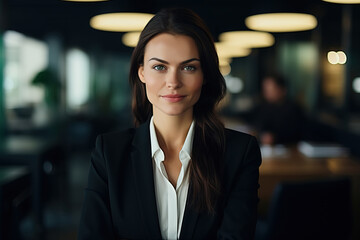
<box><xmin>63</xmin><ymin>0</ymin><xmax>108</xmax><ymax>2</ymax></box>
<box><xmin>215</xmin><ymin>42</ymin><xmax>251</xmax><ymax>58</ymax></box>
<box><xmin>90</xmin><ymin>13</ymin><xmax>154</xmax><ymax>32</ymax></box>
<box><xmin>219</xmin><ymin>58</ymin><xmax>232</xmax><ymax>76</ymax></box>
<box><xmin>327</xmin><ymin>51</ymin><xmax>347</xmax><ymax>64</ymax></box>
<box><xmin>220</xmin><ymin>63</ymin><xmax>231</xmax><ymax>76</ymax></box>
<box><xmin>245</xmin><ymin>13</ymin><xmax>317</xmax><ymax>32</ymax></box>
<box><xmin>337</xmin><ymin>51</ymin><xmax>347</xmax><ymax>64</ymax></box>
<box><xmin>219</xmin><ymin>57</ymin><xmax>232</xmax><ymax>66</ymax></box>
<box><xmin>353</xmin><ymin>77</ymin><xmax>360</xmax><ymax>93</ymax></box>
<box><xmin>322</xmin><ymin>0</ymin><xmax>360</xmax><ymax>3</ymax></box>
<box><xmin>218</xmin><ymin>31</ymin><xmax>274</xmax><ymax>48</ymax></box>
<box><xmin>328</xmin><ymin>51</ymin><xmax>339</xmax><ymax>64</ymax></box>
<box><xmin>122</xmin><ymin>32</ymin><xmax>141</xmax><ymax>47</ymax></box>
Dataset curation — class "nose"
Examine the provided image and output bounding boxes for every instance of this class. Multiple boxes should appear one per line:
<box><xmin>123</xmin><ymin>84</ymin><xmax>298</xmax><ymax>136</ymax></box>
<box><xmin>166</xmin><ymin>70</ymin><xmax>182</xmax><ymax>89</ymax></box>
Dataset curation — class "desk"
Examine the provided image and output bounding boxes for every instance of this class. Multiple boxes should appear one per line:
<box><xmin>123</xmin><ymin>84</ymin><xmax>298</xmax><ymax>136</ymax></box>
<box><xmin>259</xmin><ymin>146</ymin><xmax>360</xmax><ymax>239</ymax></box>
<box><xmin>0</xmin><ymin>135</ymin><xmax>59</xmax><ymax>239</ymax></box>
<box><xmin>0</xmin><ymin>166</ymin><xmax>30</xmax><ymax>240</ymax></box>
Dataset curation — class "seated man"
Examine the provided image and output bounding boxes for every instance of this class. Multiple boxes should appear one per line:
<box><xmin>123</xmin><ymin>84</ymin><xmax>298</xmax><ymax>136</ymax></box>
<box><xmin>253</xmin><ymin>74</ymin><xmax>304</xmax><ymax>145</ymax></box>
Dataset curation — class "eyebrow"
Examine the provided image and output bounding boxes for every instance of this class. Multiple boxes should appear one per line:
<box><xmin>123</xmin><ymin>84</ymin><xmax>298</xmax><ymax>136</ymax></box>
<box><xmin>148</xmin><ymin>57</ymin><xmax>200</xmax><ymax>64</ymax></box>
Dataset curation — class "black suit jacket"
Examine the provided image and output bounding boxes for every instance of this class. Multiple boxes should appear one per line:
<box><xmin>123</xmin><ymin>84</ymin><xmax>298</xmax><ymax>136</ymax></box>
<box><xmin>78</xmin><ymin>121</ymin><xmax>261</xmax><ymax>240</ymax></box>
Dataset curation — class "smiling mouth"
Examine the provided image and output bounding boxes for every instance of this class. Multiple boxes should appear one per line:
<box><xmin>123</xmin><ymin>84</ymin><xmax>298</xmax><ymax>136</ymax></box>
<box><xmin>161</xmin><ymin>94</ymin><xmax>186</xmax><ymax>103</ymax></box>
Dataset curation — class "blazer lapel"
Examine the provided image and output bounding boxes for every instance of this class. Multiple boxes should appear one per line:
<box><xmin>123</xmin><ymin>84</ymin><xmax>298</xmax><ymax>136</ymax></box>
<box><xmin>131</xmin><ymin>121</ymin><xmax>162</xmax><ymax>238</ymax></box>
<box><xmin>179</xmin><ymin>183</ymin><xmax>200</xmax><ymax>239</ymax></box>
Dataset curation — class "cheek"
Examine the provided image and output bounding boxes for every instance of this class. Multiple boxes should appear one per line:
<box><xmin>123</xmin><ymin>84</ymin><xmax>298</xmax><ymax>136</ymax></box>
<box><xmin>143</xmin><ymin>71</ymin><xmax>162</xmax><ymax>94</ymax></box>
<box><xmin>190</xmin><ymin>78</ymin><xmax>204</xmax><ymax>99</ymax></box>
<box><xmin>144</xmin><ymin>83</ymin><xmax>157</xmax><ymax>105</ymax></box>
<box><xmin>146</xmin><ymin>80</ymin><xmax>162</xmax><ymax>94</ymax></box>
<box><xmin>193</xmin><ymin>83</ymin><xmax>203</xmax><ymax>96</ymax></box>
<box><xmin>192</xmin><ymin>75</ymin><xmax>204</xmax><ymax>91</ymax></box>
<box><xmin>195</xmin><ymin>79</ymin><xmax>203</xmax><ymax>89</ymax></box>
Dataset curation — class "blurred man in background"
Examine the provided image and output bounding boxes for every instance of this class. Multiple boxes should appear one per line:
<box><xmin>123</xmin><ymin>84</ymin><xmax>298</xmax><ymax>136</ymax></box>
<box><xmin>253</xmin><ymin>74</ymin><xmax>304</xmax><ymax>145</ymax></box>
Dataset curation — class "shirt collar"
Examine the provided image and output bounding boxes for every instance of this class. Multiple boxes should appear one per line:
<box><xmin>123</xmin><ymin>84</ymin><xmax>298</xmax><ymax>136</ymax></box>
<box><xmin>150</xmin><ymin>116</ymin><xmax>162</xmax><ymax>160</ymax></box>
<box><xmin>150</xmin><ymin>116</ymin><xmax>195</xmax><ymax>165</ymax></box>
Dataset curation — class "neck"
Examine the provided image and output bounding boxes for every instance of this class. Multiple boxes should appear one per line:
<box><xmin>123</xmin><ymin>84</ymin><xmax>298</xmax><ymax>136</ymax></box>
<box><xmin>153</xmin><ymin>112</ymin><xmax>193</xmax><ymax>153</ymax></box>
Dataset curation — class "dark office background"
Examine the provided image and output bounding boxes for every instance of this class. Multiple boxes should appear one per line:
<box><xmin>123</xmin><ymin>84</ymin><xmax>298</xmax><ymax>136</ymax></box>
<box><xmin>1</xmin><ymin>0</ymin><xmax>360</xmax><ymax>239</ymax></box>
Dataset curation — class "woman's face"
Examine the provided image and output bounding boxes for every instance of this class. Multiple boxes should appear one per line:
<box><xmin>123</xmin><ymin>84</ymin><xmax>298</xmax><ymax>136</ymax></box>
<box><xmin>138</xmin><ymin>33</ymin><xmax>203</xmax><ymax>118</ymax></box>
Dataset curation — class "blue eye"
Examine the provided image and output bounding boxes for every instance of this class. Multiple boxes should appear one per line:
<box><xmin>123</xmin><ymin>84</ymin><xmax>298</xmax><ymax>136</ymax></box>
<box><xmin>183</xmin><ymin>66</ymin><xmax>196</xmax><ymax>71</ymax></box>
<box><xmin>153</xmin><ymin>65</ymin><xmax>166</xmax><ymax>71</ymax></box>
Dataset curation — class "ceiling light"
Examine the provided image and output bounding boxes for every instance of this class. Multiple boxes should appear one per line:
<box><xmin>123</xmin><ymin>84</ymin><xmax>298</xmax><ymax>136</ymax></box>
<box><xmin>122</xmin><ymin>32</ymin><xmax>141</xmax><ymax>47</ymax></box>
<box><xmin>322</xmin><ymin>0</ymin><xmax>360</xmax><ymax>3</ymax></box>
<box><xmin>245</xmin><ymin>13</ymin><xmax>317</xmax><ymax>32</ymax></box>
<box><xmin>337</xmin><ymin>51</ymin><xmax>347</xmax><ymax>64</ymax></box>
<box><xmin>220</xmin><ymin>63</ymin><xmax>231</xmax><ymax>76</ymax></box>
<box><xmin>215</xmin><ymin>42</ymin><xmax>252</xmax><ymax>58</ymax></box>
<box><xmin>328</xmin><ymin>51</ymin><xmax>339</xmax><ymax>64</ymax></box>
<box><xmin>219</xmin><ymin>57</ymin><xmax>232</xmax><ymax>66</ymax></box>
<box><xmin>327</xmin><ymin>51</ymin><xmax>347</xmax><ymax>64</ymax></box>
<box><xmin>90</xmin><ymin>13</ymin><xmax>154</xmax><ymax>32</ymax></box>
<box><xmin>63</xmin><ymin>0</ymin><xmax>108</xmax><ymax>2</ymax></box>
<box><xmin>218</xmin><ymin>31</ymin><xmax>275</xmax><ymax>48</ymax></box>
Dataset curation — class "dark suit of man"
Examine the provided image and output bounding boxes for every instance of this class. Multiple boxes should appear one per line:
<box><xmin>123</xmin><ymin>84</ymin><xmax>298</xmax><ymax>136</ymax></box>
<box><xmin>78</xmin><ymin>121</ymin><xmax>261</xmax><ymax>240</ymax></box>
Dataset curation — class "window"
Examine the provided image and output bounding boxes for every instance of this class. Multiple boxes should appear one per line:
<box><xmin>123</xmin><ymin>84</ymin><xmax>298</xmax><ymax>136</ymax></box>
<box><xmin>65</xmin><ymin>48</ymin><xmax>90</xmax><ymax>110</ymax></box>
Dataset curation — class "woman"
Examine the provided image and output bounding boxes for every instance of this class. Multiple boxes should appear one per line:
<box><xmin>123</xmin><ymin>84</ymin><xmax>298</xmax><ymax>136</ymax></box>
<box><xmin>78</xmin><ymin>8</ymin><xmax>261</xmax><ymax>240</ymax></box>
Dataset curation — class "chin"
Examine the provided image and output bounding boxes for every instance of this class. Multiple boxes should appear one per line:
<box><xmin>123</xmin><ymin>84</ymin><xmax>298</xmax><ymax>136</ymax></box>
<box><xmin>160</xmin><ymin>107</ymin><xmax>192</xmax><ymax>117</ymax></box>
<box><xmin>164</xmin><ymin>111</ymin><xmax>186</xmax><ymax>116</ymax></box>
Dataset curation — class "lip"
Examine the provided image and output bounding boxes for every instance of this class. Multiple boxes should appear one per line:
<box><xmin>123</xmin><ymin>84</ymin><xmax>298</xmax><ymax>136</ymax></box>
<box><xmin>161</xmin><ymin>94</ymin><xmax>186</xmax><ymax>103</ymax></box>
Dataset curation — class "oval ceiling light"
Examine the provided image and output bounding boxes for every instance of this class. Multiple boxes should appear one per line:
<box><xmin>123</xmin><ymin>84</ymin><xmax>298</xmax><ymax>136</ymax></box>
<box><xmin>215</xmin><ymin>42</ymin><xmax>252</xmax><ymax>58</ymax></box>
<box><xmin>63</xmin><ymin>0</ymin><xmax>109</xmax><ymax>2</ymax></box>
<box><xmin>337</xmin><ymin>51</ymin><xmax>347</xmax><ymax>64</ymax></box>
<box><xmin>219</xmin><ymin>57</ymin><xmax>232</xmax><ymax>66</ymax></box>
<box><xmin>327</xmin><ymin>50</ymin><xmax>347</xmax><ymax>64</ymax></box>
<box><xmin>90</xmin><ymin>13</ymin><xmax>154</xmax><ymax>32</ymax></box>
<box><xmin>245</xmin><ymin>13</ymin><xmax>317</xmax><ymax>32</ymax></box>
<box><xmin>122</xmin><ymin>31</ymin><xmax>141</xmax><ymax>47</ymax></box>
<box><xmin>322</xmin><ymin>0</ymin><xmax>360</xmax><ymax>3</ymax></box>
<box><xmin>220</xmin><ymin>63</ymin><xmax>231</xmax><ymax>76</ymax></box>
<box><xmin>328</xmin><ymin>51</ymin><xmax>339</xmax><ymax>64</ymax></box>
<box><xmin>218</xmin><ymin>31</ymin><xmax>275</xmax><ymax>48</ymax></box>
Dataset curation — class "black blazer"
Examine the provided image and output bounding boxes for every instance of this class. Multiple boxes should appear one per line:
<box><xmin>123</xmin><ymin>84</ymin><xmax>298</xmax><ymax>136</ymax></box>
<box><xmin>78</xmin><ymin>121</ymin><xmax>261</xmax><ymax>240</ymax></box>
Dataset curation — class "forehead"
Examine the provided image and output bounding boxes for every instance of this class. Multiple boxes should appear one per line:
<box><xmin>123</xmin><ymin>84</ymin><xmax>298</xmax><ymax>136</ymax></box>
<box><xmin>263</xmin><ymin>78</ymin><xmax>277</xmax><ymax>87</ymax></box>
<box><xmin>144</xmin><ymin>33</ymin><xmax>199</xmax><ymax>61</ymax></box>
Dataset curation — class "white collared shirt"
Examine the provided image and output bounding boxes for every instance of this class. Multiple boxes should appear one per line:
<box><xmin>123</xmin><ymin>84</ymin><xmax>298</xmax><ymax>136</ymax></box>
<box><xmin>150</xmin><ymin>117</ymin><xmax>195</xmax><ymax>240</ymax></box>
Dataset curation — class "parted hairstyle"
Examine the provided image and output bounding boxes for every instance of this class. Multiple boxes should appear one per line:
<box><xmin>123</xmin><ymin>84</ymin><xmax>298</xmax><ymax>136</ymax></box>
<box><xmin>129</xmin><ymin>8</ymin><xmax>226</xmax><ymax>213</ymax></box>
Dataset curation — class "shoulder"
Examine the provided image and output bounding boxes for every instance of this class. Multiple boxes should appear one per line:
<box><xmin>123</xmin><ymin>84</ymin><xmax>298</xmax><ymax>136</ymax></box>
<box><xmin>94</xmin><ymin>120</ymin><xmax>150</xmax><ymax>154</ymax></box>
<box><xmin>101</xmin><ymin>128</ymin><xmax>136</xmax><ymax>142</ymax></box>
<box><xmin>220</xmin><ymin>128</ymin><xmax>261</xmax><ymax>195</ymax></box>
<box><xmin>223</xmin><ymin>128</ymin><xmax>261</xmax><ymax>165</ymax></box>
<box><xmin>90</xmin><ymin>128</ymin><xmax>139</xmax><ymax>173</ymax></box>
<box><xmin>94</xmin><ymin>128</ymin><xmax>136</xmax><ymax>154</ymax></box>
<box><xmin>224</xmin><ymin>128</ymin><xmax>257</xmax><ymax>146</ymax></box>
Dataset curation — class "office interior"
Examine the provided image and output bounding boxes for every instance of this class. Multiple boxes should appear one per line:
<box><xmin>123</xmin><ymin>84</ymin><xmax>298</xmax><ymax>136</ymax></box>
<box><xmin>0</xmin><ymin>0</ymin><xmax>360</xmax><ymax>239</ymax></box>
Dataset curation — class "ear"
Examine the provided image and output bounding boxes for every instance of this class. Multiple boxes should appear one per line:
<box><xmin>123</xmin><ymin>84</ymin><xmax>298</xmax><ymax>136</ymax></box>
<box><xmin>138</xmin><ymin>65</ymin><xmax>145</xmax><ymax>83</ymax></box>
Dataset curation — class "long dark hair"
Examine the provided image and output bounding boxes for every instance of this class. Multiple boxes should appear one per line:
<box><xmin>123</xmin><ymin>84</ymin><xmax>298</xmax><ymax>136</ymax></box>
<box><xmin>129</xmin><ymin>8</ymin><xmax>226</xmax><ymax>213</ymax></box>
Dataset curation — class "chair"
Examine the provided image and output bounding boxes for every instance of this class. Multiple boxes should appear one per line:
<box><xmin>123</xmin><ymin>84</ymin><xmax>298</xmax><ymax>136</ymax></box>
<box><xmin>255</xmin><ymin>178</ymin><xmax>353</xmax><ymax>240</ymax></box>
<box><xmin>0</xmin><ymin>166</ymin><xmax>31</xmax><ymax>240</ymax></box>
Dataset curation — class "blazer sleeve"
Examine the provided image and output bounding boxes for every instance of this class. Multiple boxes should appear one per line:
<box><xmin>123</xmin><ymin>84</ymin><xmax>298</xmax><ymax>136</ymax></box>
<box><xmin>217</xmin><ymin>135</ymin><xmax>262</xmax><ymax>240</ymax></box>
<box><xmin>78</xmin><ymin>135</ymin><xmax>116</xmax><ymax>240</ymax></box>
